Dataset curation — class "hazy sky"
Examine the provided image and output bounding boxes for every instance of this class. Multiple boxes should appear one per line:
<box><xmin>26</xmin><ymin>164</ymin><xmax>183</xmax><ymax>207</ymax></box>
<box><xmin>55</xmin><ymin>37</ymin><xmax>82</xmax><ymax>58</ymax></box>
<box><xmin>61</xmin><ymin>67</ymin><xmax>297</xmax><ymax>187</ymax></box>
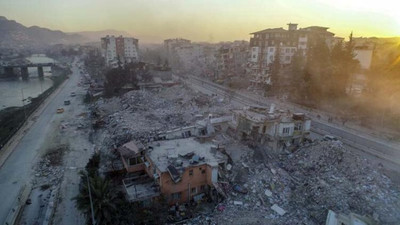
<box><xmin>1</xmin><ymin>0</ymin><xmax>399</xmax><ymax>43</ymax></box>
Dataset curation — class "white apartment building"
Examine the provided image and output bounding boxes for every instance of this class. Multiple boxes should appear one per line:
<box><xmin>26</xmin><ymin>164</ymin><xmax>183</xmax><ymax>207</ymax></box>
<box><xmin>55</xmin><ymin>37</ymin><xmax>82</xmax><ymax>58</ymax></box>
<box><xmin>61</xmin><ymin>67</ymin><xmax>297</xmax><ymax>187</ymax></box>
<box><xmin>101</xmin><ymin>35</ymin><xmax>139</xmax><ymax>67</ymax></box>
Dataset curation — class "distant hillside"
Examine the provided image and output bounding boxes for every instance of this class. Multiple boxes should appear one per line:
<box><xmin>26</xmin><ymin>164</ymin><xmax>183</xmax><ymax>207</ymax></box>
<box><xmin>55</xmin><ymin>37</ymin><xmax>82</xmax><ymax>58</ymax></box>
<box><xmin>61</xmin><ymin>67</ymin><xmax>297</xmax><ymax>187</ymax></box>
<box><xmin>71</xmin><ymin>29</ymin><xmax>133</xmax><ymax>42</ymax></box>
<box><xmin>0</xmin><ymin>16</ymin><xmax>87</xmax><ymax>49</ymax></box>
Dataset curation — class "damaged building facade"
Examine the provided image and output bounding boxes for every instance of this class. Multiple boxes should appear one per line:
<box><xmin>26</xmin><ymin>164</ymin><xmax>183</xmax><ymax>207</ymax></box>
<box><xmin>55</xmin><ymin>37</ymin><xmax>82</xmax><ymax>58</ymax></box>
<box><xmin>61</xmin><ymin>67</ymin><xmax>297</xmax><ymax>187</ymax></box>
<box><xmin>231</xmin><ymin>105</ymin><xmax>311</xmax><ymax>151</ymax></box>
<box><xmin>118</xmin><ymin>137</ymin><xmax>228</xmax><ymax>204</ymax></box>
<box><xmin>248</xmin><ymin>23</ymin><xmax>336</xmax><ymax>87</ymax></box>
<box><xmin>101</xmin><ymin>35</ymin><xmax>139</xmax><ymax>67</ymax></box>
<box><xmin>215</xmin><ymin>40</ymin><xmax>249</xmax><ymax>80</ymax></box>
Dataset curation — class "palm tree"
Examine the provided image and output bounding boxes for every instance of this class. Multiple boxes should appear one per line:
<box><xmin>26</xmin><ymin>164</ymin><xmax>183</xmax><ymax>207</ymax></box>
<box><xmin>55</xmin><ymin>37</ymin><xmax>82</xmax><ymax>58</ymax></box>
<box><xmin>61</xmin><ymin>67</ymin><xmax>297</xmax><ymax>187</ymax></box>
<box><xmin>74</xmin><ymin>172</ymin><xmax>118</xmax><ymax>225</ymax></box>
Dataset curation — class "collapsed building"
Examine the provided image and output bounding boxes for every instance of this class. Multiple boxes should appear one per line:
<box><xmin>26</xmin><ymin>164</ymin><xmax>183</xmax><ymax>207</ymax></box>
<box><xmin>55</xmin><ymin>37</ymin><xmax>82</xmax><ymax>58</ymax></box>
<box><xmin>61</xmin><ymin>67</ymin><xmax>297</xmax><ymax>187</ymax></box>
<box><xmin>155</xmin><ymin>115</ymin><xmax>232</xmax><ymax>141</ymax></box>
<box><xmin>230</xmin><ymin>105</ymin><xmax>311</xmax><ymax>151</ymax></box>
<box><xmin>118</xmin><ymin>138</ymin><xmax>228</xmax><ymax>205</ymax></box>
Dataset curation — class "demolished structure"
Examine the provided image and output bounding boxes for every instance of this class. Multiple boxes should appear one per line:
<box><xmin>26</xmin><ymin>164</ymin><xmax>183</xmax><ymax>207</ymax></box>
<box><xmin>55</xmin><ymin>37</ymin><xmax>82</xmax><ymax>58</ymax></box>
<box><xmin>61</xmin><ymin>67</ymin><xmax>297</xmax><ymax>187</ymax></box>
<box><xmin>231</xmin><ymin>105</ymin><xmax>311</xmax><ymax>151</ymax></box>
<box><xmin>91</xmin><ymin>84</ymin><xmax>399</xmax><ymax>224</ymax></box>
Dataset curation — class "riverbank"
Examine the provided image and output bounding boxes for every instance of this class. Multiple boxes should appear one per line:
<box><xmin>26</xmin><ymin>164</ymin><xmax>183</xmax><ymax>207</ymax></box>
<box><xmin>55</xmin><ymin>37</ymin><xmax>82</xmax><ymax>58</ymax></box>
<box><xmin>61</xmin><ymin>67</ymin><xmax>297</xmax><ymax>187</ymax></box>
<box><xmin>0</xmin><ymin>68</ymin><xmax>71</xmax><ymax>150</ymax></box>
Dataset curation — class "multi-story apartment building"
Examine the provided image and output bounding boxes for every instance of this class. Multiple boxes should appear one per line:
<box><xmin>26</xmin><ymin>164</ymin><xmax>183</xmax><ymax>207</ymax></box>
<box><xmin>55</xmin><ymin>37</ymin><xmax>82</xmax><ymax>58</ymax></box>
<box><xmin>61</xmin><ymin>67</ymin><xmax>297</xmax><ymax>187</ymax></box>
<box><xmin>164</xmin><ymin>38</ymin><xmax>191</xmax><ymax>55</ymax></box>
<box><xmin>101</xmin><ymin>35</ymin><xmax>139</xmax><ymax>67</ymax></box>
<box><xmin>215</xmin><ymin>40</ymin><xmax>249</xmax><ymax>79</ymax></box>
<box><xmin>248</xmin><ymin>23</ymin><xmax>335</xmax><ymax>87</ymax></box>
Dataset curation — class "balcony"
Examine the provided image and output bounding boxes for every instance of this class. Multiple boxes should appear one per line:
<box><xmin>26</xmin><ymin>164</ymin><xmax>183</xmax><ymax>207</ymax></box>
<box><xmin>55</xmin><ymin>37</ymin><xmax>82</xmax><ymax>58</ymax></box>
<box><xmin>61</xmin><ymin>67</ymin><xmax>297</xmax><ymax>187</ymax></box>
<box><xmin>123</xmin><ymin>175</ymin><xmax>160</xmax><ymax>202</ymax></box>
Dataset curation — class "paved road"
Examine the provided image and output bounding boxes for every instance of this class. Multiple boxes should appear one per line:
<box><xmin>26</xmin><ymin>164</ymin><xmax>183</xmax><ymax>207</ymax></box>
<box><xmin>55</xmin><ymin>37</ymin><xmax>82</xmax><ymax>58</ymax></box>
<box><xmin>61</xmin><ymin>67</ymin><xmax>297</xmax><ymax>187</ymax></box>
<box><xmin>185</xmin><ymin>75</ymin><xmax>400</xmax><ymax>166</ymax></box>
<box><xmin>0</xmin><ymin>59</ymin><xmax>82</xmax><ymax>223</ymax></box>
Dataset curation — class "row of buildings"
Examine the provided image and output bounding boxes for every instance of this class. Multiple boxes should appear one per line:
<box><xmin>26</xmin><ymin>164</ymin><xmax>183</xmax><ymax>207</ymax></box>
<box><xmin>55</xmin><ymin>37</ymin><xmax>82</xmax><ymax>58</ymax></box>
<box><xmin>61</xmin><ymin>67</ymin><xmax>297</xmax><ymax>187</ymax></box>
<box><xmin>163</xmin><ymin>23</ymin><xmax>374</xmax><ymax>88</ymax></box>
<box><xmin>100</xmin><ymin>23</ymin><xmax>374</xmax><ymax>88</ymax></box>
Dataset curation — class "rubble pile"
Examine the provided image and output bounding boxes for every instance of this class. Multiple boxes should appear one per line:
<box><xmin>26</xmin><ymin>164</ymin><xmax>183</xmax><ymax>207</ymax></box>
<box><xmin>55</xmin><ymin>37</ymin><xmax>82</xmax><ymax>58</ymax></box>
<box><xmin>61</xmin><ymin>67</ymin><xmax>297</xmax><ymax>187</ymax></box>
<box><xmin>32</xmin><ymin>149</ymin><xmax>66</xmax><ymax>188</ymax></box>
<box><xmin>188</xmin><ymin>141</ymin><xmax>400</xmax><ymax>225</ymax></box>
<box><xmin>283</xmin><ymin>141</ymin><xmax>400</xmax><ymax>224</ymax></box>
<box><xmin>94</xmin><ymin>85</ymin><xmax>234</xmax><ymax>147</ymax></box>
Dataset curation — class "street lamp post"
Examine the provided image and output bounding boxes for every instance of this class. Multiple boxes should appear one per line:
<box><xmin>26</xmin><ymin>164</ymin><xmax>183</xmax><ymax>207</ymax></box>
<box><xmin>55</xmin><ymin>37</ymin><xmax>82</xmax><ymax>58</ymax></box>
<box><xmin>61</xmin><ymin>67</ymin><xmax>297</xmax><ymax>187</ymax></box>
<box><xmin>20</xmin><ymin>88</ymin><xmax>27</xmax><ymax>120</ymax></box>
<box><xmin>85</xmin><ymin>172</ymin><xmax>96</xmax><ymax>225</ymax></box>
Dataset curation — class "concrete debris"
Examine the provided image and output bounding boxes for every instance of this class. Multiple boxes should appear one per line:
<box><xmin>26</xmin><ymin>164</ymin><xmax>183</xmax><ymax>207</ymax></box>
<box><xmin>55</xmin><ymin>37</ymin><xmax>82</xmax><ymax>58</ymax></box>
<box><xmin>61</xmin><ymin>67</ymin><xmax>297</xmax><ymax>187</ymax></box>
<box><xmin>92</xmin><ymin>85</ymin><xmax>235</xmax><ymax>171</ymax></box>
<box><xmin>183</xmin><ymin>141</ymin><xmax>400</xmax><ymax>225</ymax></box>
<box><xmin>271</xmin><ymin>204</ymin><xmax>286</xmax><ymax>216</ymax></box>
<box><xmin>233</xmin><ymin>201</ymin><xmax>243</xmax><ymax>206</ymax></box>
<box><xmin>264</xmin><ymin>189</ymin><xmax>272</xmax><ymax>197</ymax></box>
<box><xmin>32</xmin><ymin>154</ymin><xmax>65</xmax><ymax>188</ymax></box>
<box><xmin>87</xmin><ymin>80</ymin><xmax>400</xmax><ymax>225</ymax></box>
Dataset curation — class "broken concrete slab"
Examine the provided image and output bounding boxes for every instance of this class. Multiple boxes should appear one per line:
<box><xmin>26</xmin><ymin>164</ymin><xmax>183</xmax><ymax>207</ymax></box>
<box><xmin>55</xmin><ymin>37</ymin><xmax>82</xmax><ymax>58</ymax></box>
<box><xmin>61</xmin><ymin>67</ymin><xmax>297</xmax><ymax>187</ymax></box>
<box><xmin>264</xmin><ymin>189</ymin><xmax>272</xmax><ymax>197</ymax></box>
<box><xmin>271</xmin><ymin>204</ymin><xmax>286</xmax><ymax>216</ymax></box>
<box><xmin>233</xmin><ymin>201</ymin><xmax>243</xmax><ymax>206</ymax></box>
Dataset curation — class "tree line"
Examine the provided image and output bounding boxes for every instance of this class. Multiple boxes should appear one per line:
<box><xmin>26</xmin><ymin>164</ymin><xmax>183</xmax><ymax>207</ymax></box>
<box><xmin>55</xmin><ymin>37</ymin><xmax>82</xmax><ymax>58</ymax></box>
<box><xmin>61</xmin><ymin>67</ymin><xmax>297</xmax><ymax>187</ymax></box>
<box><xmin>269</xmin><ymin>33</ymin><xmax>360</xmax><ymax>106</ymax></box>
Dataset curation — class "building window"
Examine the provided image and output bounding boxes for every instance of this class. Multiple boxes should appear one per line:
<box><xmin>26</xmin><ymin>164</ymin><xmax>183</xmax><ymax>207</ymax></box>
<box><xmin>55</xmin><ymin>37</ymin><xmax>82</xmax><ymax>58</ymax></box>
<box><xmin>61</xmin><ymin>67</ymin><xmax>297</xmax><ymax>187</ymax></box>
<box><xmin>128</xmin><ymin>157</ymin><xmax>141</xmax><ymax>166</ymax></box>
<box><xmin>202</xmin><ymin>170</ymin><xmax>206</xmax><ymax>174</ymax></box>
<box><xmin>286</xmin><ymin>49</ymin><xmax>290</xmax><ymax>53</ymax></box>
<box><xmin>286</xmin><ymin>56</ymin><xmax>290</xmax><ymax>61</ymax></box>
<box><xmin>283</xmin><ymin>127</ymin><xmax>290</xmax><ymax>134</ymax></box>
<box><xmin>189</xmin><ymin>169</ymin><xmax>193</xmax><ymax>176</ymax></box>
<box><xmin>191</xmin><ymin>187</ymin><xmax>197</xmax><ymax>195</ymax></box>
<box><xmin>171</xmin><ymin>192</ymin><xmax>181</xmax><ymax>200</ymax></box>
<box><xmin>262</xmin><ymin>126</ymin><xmax>266</xmax><ymax>134</ymax></box>
<box><xmin>295</xmin><ymin>123</ymin><xmax>303</xmax><ymax>131</ymax></box>
<box><xmin>269</xmin><ymin>48</ymin><xmax>274</xmax><ymax>52</ymax></box>
<box><xmin>200</xmin><ymin>185</ymin><xmax>206</xmax><ymax>191</ymax></box>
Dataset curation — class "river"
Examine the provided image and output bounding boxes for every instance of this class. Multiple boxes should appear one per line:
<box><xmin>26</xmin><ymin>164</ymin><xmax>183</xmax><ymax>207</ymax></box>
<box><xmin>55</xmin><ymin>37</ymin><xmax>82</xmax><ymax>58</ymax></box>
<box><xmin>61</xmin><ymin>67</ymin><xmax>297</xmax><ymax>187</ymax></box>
<box><xmin>0</xmin><ymin>54</ymin><xmax>54</xmax><ymax>109</ymax></box>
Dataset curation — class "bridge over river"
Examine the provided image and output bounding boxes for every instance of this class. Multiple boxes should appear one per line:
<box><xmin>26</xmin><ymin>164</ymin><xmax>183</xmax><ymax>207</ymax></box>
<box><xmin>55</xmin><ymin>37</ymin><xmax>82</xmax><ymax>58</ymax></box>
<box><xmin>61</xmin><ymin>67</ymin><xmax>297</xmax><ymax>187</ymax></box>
<box><xmin>1</xmin><ymin>62</ymin><xmax>57</xmax><ymax>80</ymax></box>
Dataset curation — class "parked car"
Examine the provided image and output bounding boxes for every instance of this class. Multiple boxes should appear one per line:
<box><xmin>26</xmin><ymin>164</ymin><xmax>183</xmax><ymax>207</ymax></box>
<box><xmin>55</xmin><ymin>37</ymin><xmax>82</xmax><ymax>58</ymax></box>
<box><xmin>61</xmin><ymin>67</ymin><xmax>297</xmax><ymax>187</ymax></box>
<box><xmin>56</xmin><ymin>108</ymin><xmax>64</xmax><ymax>114</ymax></box>
<box><xmin>323</xmin><ymin>135</ymin><xmax>338</xmax><ymax>141</ymax></box>
<box><xmin>70</xmin><ymin>92</ymin><xmax>76</xmax><ymax>97</ymax></box>
<box><xmin>64</xmin><ymin>100</ymin><xmax>71</xmax><ymax>105</ymax></box>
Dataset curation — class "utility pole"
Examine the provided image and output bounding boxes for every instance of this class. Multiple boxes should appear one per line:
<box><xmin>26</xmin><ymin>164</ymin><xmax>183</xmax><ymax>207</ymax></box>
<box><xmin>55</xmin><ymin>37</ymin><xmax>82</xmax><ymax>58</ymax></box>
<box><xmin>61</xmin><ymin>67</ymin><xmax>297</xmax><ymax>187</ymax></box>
<box><xmin>20</xmin><ymin>88</ymin><xmax>27</xmax><ymax>120</ymax></box>
<box><xmin>40</xmin><ymin>79</ymin><xmax>43</xmax><ymax>93</ymax></box>
<box><xmin>85</xmin><ymin>172</ymin><xmax>96</xmax><ymax>225</ymax></box>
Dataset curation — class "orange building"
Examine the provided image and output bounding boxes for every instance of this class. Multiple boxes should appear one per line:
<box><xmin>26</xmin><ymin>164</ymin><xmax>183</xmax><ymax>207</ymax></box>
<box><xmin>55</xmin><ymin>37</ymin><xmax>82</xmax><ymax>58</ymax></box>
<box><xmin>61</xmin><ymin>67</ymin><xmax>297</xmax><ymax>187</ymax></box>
<box><xmin>119</xmin><ymin>138</ymin><xmax>227</xmax><ymax>204</ymax></box>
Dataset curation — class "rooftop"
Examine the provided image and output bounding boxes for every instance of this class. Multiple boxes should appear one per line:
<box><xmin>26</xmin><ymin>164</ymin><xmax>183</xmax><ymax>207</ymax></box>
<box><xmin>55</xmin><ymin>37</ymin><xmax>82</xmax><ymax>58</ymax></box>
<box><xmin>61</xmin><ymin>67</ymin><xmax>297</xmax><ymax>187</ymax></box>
<box><xmin>233</xmin><ymin>107</ymin><xmax>309</xmax><ymax>123</ymax></box>
<box><xmin>250</xmin><ymin>27</ymin><xmax>286</xmax><ymax>35</ymax></box>
<box><xmin>118</xmin><ymin>141</ymin><xmax>145</xmax><ymax>157</ymax></box>
<box><xmin>147</xmin><ymin>138</ymin><xmax>227</xmax><ymax>172</ymax></box>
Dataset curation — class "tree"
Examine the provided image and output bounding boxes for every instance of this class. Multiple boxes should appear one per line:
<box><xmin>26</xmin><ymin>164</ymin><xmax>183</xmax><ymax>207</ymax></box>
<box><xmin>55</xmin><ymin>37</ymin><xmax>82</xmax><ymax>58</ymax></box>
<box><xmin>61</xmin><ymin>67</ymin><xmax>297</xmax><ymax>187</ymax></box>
<box><xmin>304</xmin><ymin>38</ymin><xmax>331</xmax><ymax>103</ymax></box>
<box><xmin>103</xmin><ymin>68</ymin><xmax>126</xmax><ymax>96</ymax></box>
<box><xmin>75</xmin><ymin>173</ymin><xmax>118</xmax><ymax>225</ymax></box>
<box><xmin>268</xmin><ymin>43</ymin><xmax>282</xmax><ymax>96</ymax></box>
<box><xmin>330</xmin><ymin>32</ymin><xmax>359</xmax><ymax>97</ymax></box>
<box><xmin>288</xmin><ymin>51</ymin><xmax>307</xmax><ymax>101</ymax></box>
<box><xmin>103</xmin><ymin>63</ymin><xmax>143</xmax><ymax>97</ymax></box>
